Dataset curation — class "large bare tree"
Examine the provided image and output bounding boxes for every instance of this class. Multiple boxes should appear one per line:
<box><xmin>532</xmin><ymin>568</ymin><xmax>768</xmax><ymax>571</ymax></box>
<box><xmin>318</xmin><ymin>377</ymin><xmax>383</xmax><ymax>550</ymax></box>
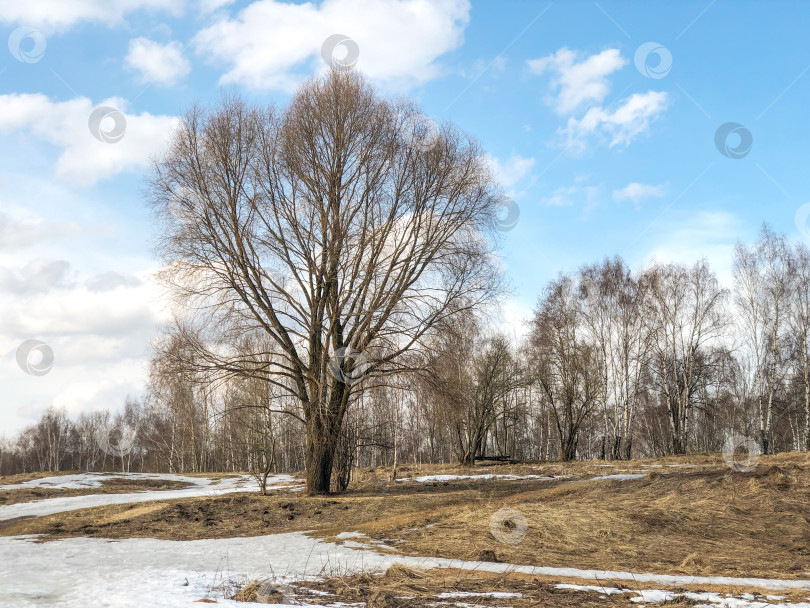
<box><xmin>147</xmin><ymin>70</ymin><xmax>502</xmax><ymax>494</ymax></box>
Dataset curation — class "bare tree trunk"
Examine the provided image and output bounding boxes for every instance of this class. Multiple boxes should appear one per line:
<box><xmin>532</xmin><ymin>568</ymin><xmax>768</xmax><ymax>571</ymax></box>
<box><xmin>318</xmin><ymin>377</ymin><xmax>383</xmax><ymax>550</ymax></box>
<box><xmin>391</xmin><ymin>386</ymin><xmax>399</xmax><ymax>482</ymax></box>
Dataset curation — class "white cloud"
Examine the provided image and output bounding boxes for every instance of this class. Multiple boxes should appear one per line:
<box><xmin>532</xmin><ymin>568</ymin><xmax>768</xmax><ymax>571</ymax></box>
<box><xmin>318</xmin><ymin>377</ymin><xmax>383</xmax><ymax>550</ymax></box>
<box><xmin>193</xmin><ymin>0</ymin><xmax>470</xmax><ymax>91</ymax></box>
<box><xmin>487</xmin><ymin>154</ymin><xmax>535</xmax><ymax>191</ymax></box>
<box><xmin>0</xmin><ymin>259</ymin><xmax>73</xmax><ymax>295</ymax></box>
<box><xmin>0</xmin><ymin>262</ymin><xmax>167</xmax><ymax>434</ymax></box>
<box><xmin>125</xmin><ymin>38</ymin><xmax>190</xmax><ymax>85</ymax></box>
<box><xmin>85</xmin><ymin>271</ymin><xmax>142</xmax><ymax>292</ymax></box>
<box><xmin>613</xmin><ymin>182</ymin><xmax>665</xmax><ymax>205</ymax></box>
<box><xmin>559</xmin><ymin>91</ymin><xmax>668</xmax><ymax>152</ymax></box>
<box><xmin>0</xmin><ymin>0</ymin><xmax>181</xmax><ymax>33</ymax></box>
<box><xmin>0</xmin><ymin>210</ymin><xmax>81</xmax><ymax>250</ymax></box>
<box><xmin>528</xmin><ymin>47</ymin><xmax>626</xmax><ymax>115</ymax></box>
<box><xmin>0</xmin><ymin>94</ymin><xmax>177</xmax><ymax>187</ymax></box>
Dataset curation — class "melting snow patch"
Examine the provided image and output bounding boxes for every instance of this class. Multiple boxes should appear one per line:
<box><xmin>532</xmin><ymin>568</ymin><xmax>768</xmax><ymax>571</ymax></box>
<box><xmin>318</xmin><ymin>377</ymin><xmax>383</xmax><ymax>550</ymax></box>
<box><xmin>586</xmin><ymin>473</ymin><xmax>646</xmax><ymax>482</ymax></box>
<box><xmin>438</xmin><ymin>591</ymin><xmax>523</xmax><ymax>598</ymax></box>
<box><xmin>0</xmin><ymin>473</ymin><xmax>299</xmax><ymax>522</ymax></box>
<box><xmin>2</xmin><ymin>530</ymin><xmax>810</xmax><ymax>606</ymax></box>
<box><xmin>335</xmin><ymin>531</ymin><xmax>366</xmax><ymax>540</ymax></box>
<box><xmin>555</xmin><ymin>583</ymin><xmax>626</xmax><ymax>595</ymax></box>
<box><xmin>396</xmin><ymin>474</ymin><xmax>557</xmax><ymax>483</ymax></box>
<box><xmin>0</xmin><ymin>472</ymin><xmax>209</xmax><ymax>491</ymax></box>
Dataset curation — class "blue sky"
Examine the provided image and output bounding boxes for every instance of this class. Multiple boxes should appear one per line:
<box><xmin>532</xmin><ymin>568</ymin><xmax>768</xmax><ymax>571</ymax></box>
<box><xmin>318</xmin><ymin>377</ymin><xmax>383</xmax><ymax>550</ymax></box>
<box><xmin>1</xmin><ymin>0</ymin><xmax>808</xmax><ymax>434</ymax></box>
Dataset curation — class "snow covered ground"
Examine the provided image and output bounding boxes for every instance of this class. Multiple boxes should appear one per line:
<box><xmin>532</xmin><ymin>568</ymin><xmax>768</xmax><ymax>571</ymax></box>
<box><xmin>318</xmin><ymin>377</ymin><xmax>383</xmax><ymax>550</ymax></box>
<box><xmin>554</xmin><ymin>584</ymin><xmax>804</xmax><ymax>607</ymax></box>
<box><xmin>0</xmin><ymin>472</ymin><xmax>208</xmax><ymax>491</ymax></box>
<box><xmin>395</xmin><ymin>473</ymin><xmax>559</xmax><ymax>483</ymax></box>
<box><xmin>1</xmin><ymin>472</ymin><xmax>807</xmax><ymax>607</ymax></box>
<box><xmin>396</xmin><ymin>472</ymin><xmax>648</xmax><ymax>484</ymax></box>
<box><xmin>585</xmin><ymin>473</ymin><xmax>647</xmax><ymax>481</ymax></box>
<box><xmin>2</xmin><ymin>530</ymin><xmax>810</xmax><ymax>607</ymax></box>
<box><xmin>0</xmin><ymin>473</ymin><xmax>300</xmax><ymax>522</ymax></box>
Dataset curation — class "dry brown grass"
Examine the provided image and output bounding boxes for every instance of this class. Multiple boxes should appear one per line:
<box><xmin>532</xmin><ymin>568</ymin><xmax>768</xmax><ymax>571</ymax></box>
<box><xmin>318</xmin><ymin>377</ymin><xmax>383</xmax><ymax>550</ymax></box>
<box><xmin>0</xmin><ymin>470</ymin><xmax>79</xmax><ymax>485</ymax></box>
<box><xmin>233</xmin><ymin>564</ymin><xmax>805</xmax><ymax>607</ymax></box>
<box><xmin>349</xmin><ymin>453</ymin><xmax>810</xmax><ymax>580</ymax></box>
<box><xmin>4</xmin><ymin>453</ymin><xmax>810</xmax><ymax>582</ymax></box>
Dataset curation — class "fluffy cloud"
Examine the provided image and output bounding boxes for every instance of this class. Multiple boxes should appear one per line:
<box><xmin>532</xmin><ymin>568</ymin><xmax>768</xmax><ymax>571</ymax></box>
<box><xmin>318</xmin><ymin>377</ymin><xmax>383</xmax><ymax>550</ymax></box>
<box><xmin>0</xmin><ymin>0</ymin><xmax>180</xmax><ymax>32</ymax></box>
<box><xmin>0</xmin><ymin>259</ymin><xmax>73</xmax><ymax>295</ymax></box>
<box><xmin>193</xmin><ymin>0</ymin><xmax>471</xmax><ymax>91</ymax></box>
<box><xmin>528</xmin><ymin>48</ymin><xmax>626</xmax><ymax>115</ymax></box>
<box><xmin>613</xmin><ymin>182</ymin><xmax>665</xmax><ymax>205</ymax></box>
<box><xmin>559</xmin><ymin>91</ymin><xmax>668</xmax><ymax>152</ymax></box>
<box><xmin>0</xmin><ymin>94</ymin><xmax>177</xmax><ymax>186</ymax></box>
<box><xmin>527</xmin><ymin>47</ymin><xmax>668</xmax><ymax>152</ymax></box>
<box><xmin>0</xmin><ymin>261</ymin><xmax>166</xmax><ymax>433</ymax></box>
<box><xmin>125</xmin><ymin>38</ymin><xmax>191</xmax><ymax>85</ymax></box>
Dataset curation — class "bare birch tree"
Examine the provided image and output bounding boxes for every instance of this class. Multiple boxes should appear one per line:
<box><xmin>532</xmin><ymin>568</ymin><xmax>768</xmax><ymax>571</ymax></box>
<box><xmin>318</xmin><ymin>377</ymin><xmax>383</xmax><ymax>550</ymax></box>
<box><xmin>579</xmin><ymin>258</ymin><xmax>651</xmax><ymax>460</ymax></box>
<box><xmin>733</xmin><ymin>226</ymin><xmax>793</xmax><ymax>454</ymax></box>
<box><xmin>789</xmin><ymin>243</ymin><xmax>810</xmax><ymax>449</ymax></box>
<box><xmin>644</xmin><ymin>261</ymin><xmax>727</xmax><ymax>454</ymax></box>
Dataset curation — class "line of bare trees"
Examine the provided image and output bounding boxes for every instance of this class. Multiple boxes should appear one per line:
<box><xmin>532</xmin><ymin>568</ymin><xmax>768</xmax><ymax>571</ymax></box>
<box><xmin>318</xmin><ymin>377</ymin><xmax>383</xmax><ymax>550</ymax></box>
<box><xmin>5</xmin><ymin>224</ymin><xmax>810</xmax><ymax>487</ymax></box>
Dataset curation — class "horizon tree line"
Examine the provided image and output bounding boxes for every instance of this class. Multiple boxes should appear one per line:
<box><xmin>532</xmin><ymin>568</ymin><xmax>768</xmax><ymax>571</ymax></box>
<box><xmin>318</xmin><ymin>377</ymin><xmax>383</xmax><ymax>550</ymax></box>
<box><xmin>4</xmin><ymin>226</ymin><xmax>810</xmax><ymax>491</ymax></box>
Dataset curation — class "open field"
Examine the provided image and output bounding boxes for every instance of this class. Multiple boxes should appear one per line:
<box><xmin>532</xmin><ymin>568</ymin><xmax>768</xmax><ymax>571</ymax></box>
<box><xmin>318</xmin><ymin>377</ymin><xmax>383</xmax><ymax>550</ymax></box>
<box><xmin>2</xmin><ymin>453</ymin><xmax>810</xmax><ymax>607</ymax></box>
<box><xmin>5</xmin><ymin>454</ymin><xmax>808</xmax><ymax>582</ymax></box>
